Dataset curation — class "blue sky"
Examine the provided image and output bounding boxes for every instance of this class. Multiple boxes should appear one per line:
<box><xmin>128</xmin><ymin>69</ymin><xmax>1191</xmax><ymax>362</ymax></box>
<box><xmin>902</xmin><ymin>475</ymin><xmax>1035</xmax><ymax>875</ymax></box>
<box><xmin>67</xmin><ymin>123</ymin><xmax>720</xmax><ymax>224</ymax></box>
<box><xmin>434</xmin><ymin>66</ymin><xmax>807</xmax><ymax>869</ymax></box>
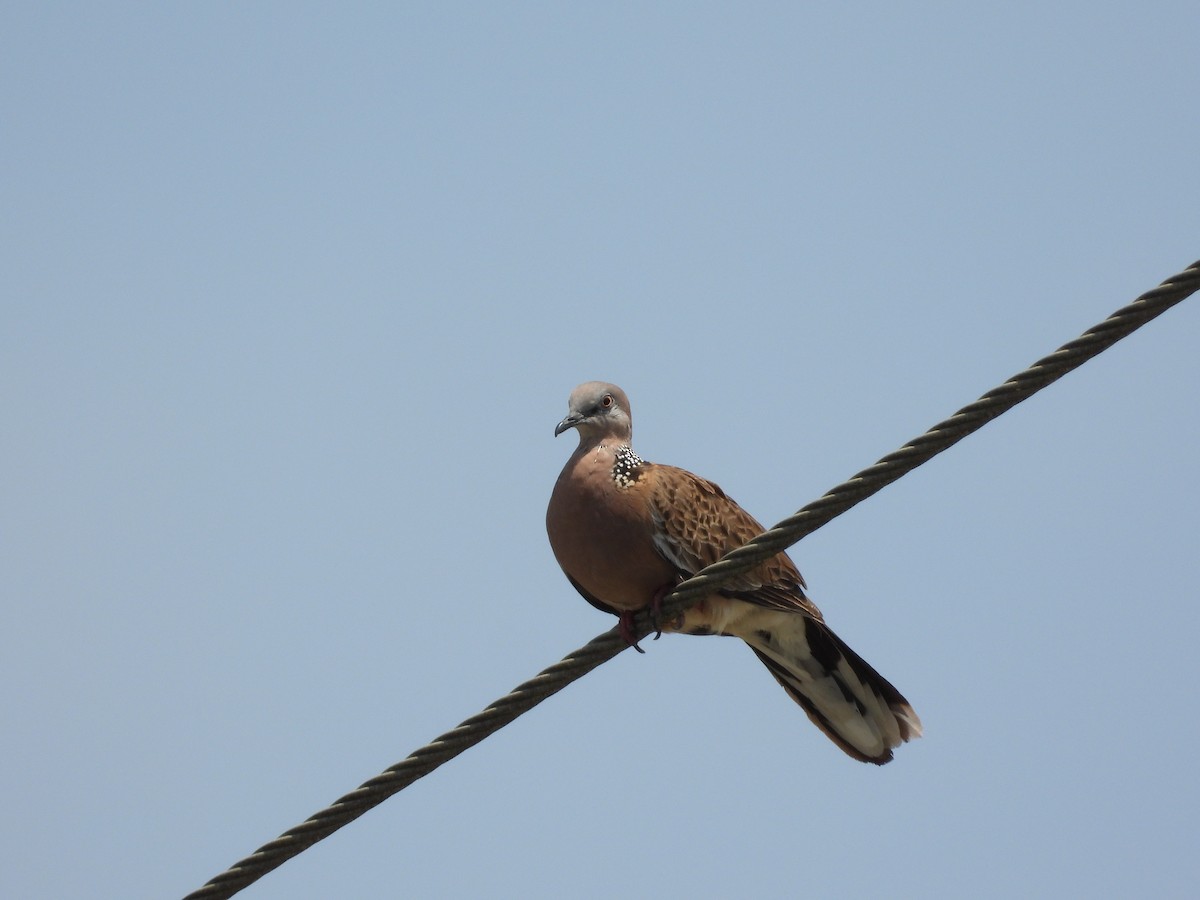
<box><xmin>3</xmin><ymin>5</ymin><xmax>1198</xmax><ymax>899</ymax></box>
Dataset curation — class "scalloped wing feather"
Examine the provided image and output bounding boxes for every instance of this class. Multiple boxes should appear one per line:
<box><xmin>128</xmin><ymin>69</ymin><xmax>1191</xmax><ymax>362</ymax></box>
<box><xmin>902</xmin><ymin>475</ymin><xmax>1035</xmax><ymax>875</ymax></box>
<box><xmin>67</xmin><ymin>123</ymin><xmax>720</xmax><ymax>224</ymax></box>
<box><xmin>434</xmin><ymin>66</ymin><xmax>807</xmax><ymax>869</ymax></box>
<box><xmin>645</xmin><ymin>464</ymin><xmax>822</xmax><ymax>620</ymax></box>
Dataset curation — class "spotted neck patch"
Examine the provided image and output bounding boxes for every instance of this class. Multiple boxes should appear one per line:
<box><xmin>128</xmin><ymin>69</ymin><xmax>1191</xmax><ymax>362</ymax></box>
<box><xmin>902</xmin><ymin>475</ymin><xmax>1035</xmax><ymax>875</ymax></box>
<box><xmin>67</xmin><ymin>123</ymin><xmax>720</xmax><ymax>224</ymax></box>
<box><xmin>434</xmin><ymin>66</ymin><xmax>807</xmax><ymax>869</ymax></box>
<box><xmin>611</xmin><ymin>445</ymin><xmax>644</xmax><ymax>488</ymax></box>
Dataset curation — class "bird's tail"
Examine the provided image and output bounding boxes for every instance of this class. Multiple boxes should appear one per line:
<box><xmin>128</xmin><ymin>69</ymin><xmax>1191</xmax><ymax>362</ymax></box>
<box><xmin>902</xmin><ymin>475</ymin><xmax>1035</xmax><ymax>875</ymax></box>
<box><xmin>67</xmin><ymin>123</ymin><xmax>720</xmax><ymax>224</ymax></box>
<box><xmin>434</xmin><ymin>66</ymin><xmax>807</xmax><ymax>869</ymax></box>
<box><xmin>737</xmin><ymin>611</ymin><xmax>921</xmax><ymax>764</ymax></box>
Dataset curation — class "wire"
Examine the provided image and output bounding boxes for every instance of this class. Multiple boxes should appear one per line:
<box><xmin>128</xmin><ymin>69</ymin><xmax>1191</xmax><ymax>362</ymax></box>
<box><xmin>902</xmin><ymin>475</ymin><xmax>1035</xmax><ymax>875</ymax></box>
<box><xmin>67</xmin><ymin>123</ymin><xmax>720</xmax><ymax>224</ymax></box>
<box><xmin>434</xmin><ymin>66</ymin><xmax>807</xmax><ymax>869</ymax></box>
<box><xmin>184</xmin><ymin>259</ymin><xmax>1200</xmax><ymax>900</ymax></box>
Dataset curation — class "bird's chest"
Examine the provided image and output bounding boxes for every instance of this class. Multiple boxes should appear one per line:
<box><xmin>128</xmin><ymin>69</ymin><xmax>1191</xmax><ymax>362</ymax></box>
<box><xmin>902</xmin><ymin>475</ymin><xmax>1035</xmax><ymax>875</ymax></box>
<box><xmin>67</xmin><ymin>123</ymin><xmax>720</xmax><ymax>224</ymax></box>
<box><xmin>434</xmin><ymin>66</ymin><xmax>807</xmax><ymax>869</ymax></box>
<box><xmin>547</xmin><ymin>452</ymin><xmax>676</xmax><ymax>611</ymax></box>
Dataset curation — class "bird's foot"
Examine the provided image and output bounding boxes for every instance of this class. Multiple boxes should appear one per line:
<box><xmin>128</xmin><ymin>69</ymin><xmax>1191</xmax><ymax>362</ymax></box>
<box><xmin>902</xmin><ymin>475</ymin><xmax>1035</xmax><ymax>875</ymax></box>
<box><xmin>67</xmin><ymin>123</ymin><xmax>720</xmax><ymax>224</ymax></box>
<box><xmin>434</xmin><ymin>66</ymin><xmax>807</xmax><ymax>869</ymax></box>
<box><xmin>618</xmin><ymin>610</ymin><xmax>646</xmax><ymax>653</ymax></box>
<box><xmin>617</xmin><ymin>584</ymin><xmax>678</xmax><ymax>651</ymax></box>
<box><xmin>648</xmin><ymin>583</ymin><xmax>676</xmax><ymax>640</ymax></box>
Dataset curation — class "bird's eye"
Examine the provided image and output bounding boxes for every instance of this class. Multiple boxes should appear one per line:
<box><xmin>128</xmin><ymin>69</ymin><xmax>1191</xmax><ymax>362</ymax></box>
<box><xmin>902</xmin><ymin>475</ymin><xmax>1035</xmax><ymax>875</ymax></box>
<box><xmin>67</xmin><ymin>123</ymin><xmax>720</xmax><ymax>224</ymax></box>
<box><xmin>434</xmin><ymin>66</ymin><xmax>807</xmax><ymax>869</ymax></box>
<box><xmin>601</xmin><ymin>394</ymin><xmax>614</xmax><ymax>408</ymax></box>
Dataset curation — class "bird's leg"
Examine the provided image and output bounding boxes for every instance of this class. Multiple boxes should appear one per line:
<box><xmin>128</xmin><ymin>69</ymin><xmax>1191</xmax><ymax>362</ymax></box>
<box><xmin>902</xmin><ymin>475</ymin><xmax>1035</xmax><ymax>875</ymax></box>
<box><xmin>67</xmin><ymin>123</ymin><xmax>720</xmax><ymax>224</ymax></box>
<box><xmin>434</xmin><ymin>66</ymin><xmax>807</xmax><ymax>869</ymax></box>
<box><xmin>647</xmin><ymin>581</ymin><xmax>677</xmax><ymax>641</ymax></box>
<box><xmin>617</xmin><ymin>581</ymin><xmax>678</xmax><ymax>651</ymax></box>
<box><xmin>617</xmin><ymin>610</ymin><xmax>646</xmax><ymax>653</ymax></box>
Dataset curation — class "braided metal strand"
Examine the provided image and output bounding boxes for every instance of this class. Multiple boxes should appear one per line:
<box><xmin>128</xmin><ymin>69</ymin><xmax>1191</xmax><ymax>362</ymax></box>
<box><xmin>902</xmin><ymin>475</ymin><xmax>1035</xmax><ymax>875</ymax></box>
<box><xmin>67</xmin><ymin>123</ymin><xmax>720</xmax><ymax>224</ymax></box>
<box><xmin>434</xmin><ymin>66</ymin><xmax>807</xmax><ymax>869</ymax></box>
<box><xmin>184</xmin><ymin>632</ymin><xmax>632</xmax><ymax>900</ymax></box>
<box><xmin>651</xmin><ymin>259</ymin><xmax>1200</xmax><ymax>625</ymax></box>
<box><xmin>184</xmin><ymin>259</ymin><xmax>1198</xmax><ymax>899</ymax></box>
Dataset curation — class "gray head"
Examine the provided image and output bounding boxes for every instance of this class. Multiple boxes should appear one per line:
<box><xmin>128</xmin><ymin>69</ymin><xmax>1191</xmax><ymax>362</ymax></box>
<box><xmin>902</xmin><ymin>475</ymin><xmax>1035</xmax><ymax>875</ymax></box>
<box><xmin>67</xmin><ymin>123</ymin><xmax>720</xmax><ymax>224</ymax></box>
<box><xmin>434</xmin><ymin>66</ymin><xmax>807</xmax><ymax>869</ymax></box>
<box><xmin>554</xmin><ymin>381</ymin><xmax>633</xmax><ymax>443</ymax></box>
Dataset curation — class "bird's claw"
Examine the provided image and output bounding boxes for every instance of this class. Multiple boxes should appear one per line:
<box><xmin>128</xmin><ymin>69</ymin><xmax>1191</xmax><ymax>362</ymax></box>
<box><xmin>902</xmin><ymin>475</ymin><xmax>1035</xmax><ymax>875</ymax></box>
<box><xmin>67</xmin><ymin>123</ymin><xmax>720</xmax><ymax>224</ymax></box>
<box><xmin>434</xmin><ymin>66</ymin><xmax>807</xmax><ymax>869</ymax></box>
<box><xmin>618</xmin><ymin>611</ymin><xmax>646</xmax><ymax>653</ymax></box>
<box><xmin>617</xmin><ymin>585</ymin><xmax>677</xmax><ymax>651</ymax></box>
<box><xmin>649</xmin><ymin>584</ymin><xmax>674</xmax><ymax>641</ymax></box>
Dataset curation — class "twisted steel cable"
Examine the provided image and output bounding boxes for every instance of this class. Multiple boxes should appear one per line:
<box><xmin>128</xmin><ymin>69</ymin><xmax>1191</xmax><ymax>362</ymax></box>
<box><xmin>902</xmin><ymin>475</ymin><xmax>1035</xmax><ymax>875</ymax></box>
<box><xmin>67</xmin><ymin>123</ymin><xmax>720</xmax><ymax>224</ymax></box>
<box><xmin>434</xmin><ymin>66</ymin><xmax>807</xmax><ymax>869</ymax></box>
<box><xmin>185</xmin><ymin>259</ymin><xmax>1199</xmax><ymax>900</ymax></box>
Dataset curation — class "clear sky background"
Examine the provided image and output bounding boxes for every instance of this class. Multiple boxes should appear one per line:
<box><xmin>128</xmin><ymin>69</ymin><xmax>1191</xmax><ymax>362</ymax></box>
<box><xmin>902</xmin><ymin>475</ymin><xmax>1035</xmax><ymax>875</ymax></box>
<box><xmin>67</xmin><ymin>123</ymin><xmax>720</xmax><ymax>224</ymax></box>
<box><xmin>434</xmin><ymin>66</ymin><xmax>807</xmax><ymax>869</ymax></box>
<box><xmin>3</xmin><ymin>5</ymin><xmax>1198</xmax><ymax>899</ymax></box>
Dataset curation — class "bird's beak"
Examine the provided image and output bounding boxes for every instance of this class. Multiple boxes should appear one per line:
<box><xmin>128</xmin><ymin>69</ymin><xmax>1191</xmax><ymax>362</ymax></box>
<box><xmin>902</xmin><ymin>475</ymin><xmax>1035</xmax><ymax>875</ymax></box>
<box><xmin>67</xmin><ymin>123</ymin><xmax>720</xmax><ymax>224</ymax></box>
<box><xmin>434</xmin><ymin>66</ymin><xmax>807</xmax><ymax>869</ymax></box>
<box><xmin>554</xmin><ymin>413</ymin><xmax>584</xmax><ymax>437</ymax></box>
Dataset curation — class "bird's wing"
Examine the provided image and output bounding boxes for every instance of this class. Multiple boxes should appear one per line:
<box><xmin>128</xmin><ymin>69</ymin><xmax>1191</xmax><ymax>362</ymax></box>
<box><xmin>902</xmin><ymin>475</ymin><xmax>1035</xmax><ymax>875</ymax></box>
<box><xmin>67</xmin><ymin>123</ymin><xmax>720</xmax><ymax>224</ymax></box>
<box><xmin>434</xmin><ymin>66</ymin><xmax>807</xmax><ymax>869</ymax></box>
<box><xmin>643</xmin><ymin>463</ymin><xmax>823</xmax><ymax>620</ymax></box>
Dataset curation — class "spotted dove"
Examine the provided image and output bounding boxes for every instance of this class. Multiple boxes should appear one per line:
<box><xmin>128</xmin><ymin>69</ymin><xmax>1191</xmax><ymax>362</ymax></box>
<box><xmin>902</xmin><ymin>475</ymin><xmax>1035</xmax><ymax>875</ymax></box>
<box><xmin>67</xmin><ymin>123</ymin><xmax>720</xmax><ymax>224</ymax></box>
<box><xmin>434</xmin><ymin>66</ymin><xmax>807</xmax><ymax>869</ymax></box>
<box><xmin>546</xmin><ymin>381</ymin><xmax>921</xmax><ymax>764</ymax></box>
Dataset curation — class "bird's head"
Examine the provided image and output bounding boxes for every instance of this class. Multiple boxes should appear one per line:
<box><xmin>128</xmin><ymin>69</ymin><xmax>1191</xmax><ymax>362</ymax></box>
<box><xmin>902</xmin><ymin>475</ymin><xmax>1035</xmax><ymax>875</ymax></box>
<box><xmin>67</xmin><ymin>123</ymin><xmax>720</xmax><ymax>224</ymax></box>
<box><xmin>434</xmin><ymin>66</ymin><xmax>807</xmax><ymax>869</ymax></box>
<box><xmin>554</xmin><ymin>382</ymin><xmax>633</xmax><ymax>444</ymax></box>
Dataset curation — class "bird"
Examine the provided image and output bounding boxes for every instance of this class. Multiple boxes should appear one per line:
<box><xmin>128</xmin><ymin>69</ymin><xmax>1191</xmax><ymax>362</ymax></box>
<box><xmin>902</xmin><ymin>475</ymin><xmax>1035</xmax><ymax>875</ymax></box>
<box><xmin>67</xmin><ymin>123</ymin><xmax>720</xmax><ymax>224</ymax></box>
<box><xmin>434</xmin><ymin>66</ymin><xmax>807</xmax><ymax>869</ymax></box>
<box><xmin>546</xmin><ymin>381</ymin><xmax>921</xmax><ymax>764</ymax></box>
